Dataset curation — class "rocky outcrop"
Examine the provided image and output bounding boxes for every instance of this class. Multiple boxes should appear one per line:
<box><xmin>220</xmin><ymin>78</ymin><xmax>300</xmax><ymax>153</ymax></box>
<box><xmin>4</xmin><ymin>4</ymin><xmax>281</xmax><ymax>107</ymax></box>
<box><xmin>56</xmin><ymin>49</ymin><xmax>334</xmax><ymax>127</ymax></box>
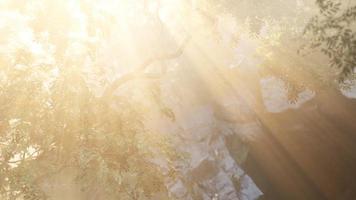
<box><xmin>143</xmin><ymin>77</ymin><xmax>263</xmax><ymax>200</ymax></box>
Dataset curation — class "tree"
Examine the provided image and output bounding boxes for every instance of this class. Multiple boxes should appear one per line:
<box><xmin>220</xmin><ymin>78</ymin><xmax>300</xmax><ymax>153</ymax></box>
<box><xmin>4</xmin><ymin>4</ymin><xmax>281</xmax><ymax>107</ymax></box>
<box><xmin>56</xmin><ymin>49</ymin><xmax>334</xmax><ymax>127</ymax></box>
<box><xmin>0</xmin><ymin>1</ymin><xmax>185</xmax><ymax>199</ymax></box>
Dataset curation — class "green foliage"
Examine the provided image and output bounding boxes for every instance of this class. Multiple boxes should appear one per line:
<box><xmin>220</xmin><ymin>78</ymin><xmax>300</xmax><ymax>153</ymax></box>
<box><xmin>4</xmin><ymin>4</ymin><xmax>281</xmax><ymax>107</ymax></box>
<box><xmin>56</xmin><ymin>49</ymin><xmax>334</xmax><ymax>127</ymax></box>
<box><xmin>304</xmin><ymin>0</ymin><xmax>356</xmax><ymax>81</ymax></box>
<box><xmin>0</xmin><ymin>56</ymin><xmax>179</xmax><ymax>199</ymax></box>
<box><xmin>0</xmin><ymin>1</ymin><xmax>181</xmax><ymax>199</ymax></box>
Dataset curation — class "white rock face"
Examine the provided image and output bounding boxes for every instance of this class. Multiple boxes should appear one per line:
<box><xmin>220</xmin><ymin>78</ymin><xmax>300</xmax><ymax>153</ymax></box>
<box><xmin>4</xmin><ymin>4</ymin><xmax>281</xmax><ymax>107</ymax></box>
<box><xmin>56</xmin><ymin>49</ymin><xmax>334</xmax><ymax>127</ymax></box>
<box><xmin>261</xmin><ymin>76</ymin><xmax>315</xmax><ymax>113</ymax></box>
<box><xmin>143</xmin><ymin>77</ymin><xmax>263</xmax><ymax>200</ymax></box>
<box><xmin>341</xmin><ymin>80</ymin><xmax>356</xmax><ymax>99</ymax></box>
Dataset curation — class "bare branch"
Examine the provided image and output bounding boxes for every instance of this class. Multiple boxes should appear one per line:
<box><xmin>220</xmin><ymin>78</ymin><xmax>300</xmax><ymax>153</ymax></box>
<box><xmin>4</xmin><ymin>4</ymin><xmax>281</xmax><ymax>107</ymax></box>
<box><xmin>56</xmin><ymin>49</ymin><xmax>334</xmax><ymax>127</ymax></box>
<box><xmin>3</xmin><ymin>149</ymin><xmax>42</xmax><ymax>164</ymax></box>
<box><xmin>102</xmin><ymin>36</ymin><xmax>191</xmax><ymax>99</ymax></box>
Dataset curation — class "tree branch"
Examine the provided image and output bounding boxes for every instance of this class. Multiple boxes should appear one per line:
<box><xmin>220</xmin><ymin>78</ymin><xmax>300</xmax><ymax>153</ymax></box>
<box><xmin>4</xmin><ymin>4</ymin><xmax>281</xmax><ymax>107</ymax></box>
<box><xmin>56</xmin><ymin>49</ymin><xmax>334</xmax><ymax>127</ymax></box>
<box><xmin>2</xmin><ymin>149</ymin><xmax>41</xmax><ymax>164</ymax></box>
<box><xmin>102</xmin><ymin>36</ymin><xmax>191</xmax><ymax>99</ymax></box>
